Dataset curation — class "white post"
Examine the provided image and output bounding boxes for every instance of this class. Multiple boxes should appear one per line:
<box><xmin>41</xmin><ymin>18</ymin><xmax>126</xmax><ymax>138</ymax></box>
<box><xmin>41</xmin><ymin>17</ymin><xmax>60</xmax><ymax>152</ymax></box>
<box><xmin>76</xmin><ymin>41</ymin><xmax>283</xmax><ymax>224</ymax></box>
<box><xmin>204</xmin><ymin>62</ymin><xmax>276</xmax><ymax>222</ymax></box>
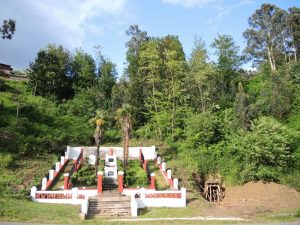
<box><xmin>162</xmin><ymin>162</ymin><xmax>166</xmax><ymax>172</ymax></box>
<box><xmin>55</xmin><ymin>162</ymin><xmax>60</xmax><ymax>172</ymax></box>
<box><xmin>41</xmin><ymin>177</ymin><xmax>47</xmax><ymax>191</ymax></box>
<box><xmin>181</xmin><ymin>187</ymin><xmax>186</xmax><ymax>207</ymax></box>
<box><xmin>65</xmin><ymin>151</ymin><xmax>68</xmax><ymax>160</ymax></box>
<box><xmin>60</xmin><ymin>156</ymin><xmax>65</xmax><ymax>165</ymax></box>
<box><xmin>49</xmin><ymin>169</ymin><xmax>54</xmax><ymax>180</ymax></box>
<box><xmin>131</xmin><ymin>194</ymin><xmax>138</xmax><ymax>217</ymax></box>
<box><xmin>81</xmin><ymin>196</ymin><xmax>89</xmax><ymax>215</ymax></box>
<box><xmin>157</xmin><ymin>156</ymin><xmax>161</xmax><ymax>165</ymax></box>
<box><xmin>173</xmin><ymin>178</ymin><xmax>179</xmax><ymax>190</ymax></box>
<box><xmin>72</xmin><ymin>187</ymin><xmax>78</xmax><ymax>201</ymax></box>
<box><xmin>167</xmin><ymin>169</ymin><xmax>172</xmax><ymax>179</ymax></box>
<box><xmin>30</xmin><ymin>186</ymin><xmax>37</xmax><ymax>198</ymax></box>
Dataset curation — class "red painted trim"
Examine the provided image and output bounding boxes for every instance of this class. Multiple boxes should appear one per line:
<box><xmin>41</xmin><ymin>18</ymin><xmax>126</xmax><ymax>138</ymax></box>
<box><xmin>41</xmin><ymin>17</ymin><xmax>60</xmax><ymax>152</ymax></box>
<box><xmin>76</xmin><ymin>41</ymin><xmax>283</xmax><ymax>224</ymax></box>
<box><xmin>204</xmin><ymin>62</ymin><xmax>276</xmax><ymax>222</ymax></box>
<box><xmin>118</xmin><ymin>174</ymin><xmax>124</xmax><ymax>193</ymax></box>
<box><xmin>150</xmin><ymin>175</ymin><xmax>155</xmax><ymax>189</ymax></box>
<box><xmin>160</xmin><ymin>166</ymin><xmax>174</xmax><ymax>189</ymax></box>
<box><xmin>97</xmin><ymin>174</ymin><xmax>103</xmax><ymax>193</ymax></box>
<box><xmin>64</xmin><ymin>175</ymin><xmax>69</xmax><ymax>190</ymax></box>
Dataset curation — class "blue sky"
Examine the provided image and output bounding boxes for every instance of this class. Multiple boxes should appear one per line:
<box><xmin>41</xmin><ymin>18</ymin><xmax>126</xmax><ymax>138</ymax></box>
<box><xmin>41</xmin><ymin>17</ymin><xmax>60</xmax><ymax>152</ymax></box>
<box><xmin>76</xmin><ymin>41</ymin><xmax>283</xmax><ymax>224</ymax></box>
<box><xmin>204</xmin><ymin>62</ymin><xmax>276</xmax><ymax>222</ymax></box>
<box><xmin>0</xmin><ymin>0</ymin><xmax>299</xmax><ymax>75</ymax></box>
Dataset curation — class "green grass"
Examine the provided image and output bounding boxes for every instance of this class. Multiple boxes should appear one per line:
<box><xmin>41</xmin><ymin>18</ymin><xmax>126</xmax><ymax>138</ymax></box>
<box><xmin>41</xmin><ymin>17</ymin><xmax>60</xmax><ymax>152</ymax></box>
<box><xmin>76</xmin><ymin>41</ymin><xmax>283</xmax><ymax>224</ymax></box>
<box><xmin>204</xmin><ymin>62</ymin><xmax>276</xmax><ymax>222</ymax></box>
<box><xmin>148</xmin><ymin>161</ymin><xmax>170</xmax><ymax>190</ymax></box>
<box><xmin>0</xmin><ymin>197</ymin><xmax>80</xmax><ymax>224</ymax></box>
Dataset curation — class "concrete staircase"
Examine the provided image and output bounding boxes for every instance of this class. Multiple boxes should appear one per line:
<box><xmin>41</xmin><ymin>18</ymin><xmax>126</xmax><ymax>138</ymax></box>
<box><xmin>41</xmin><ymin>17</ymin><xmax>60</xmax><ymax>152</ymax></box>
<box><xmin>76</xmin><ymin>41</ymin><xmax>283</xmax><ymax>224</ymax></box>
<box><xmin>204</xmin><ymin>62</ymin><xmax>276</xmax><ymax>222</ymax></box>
<box><xmin>103</xmin><ymin>178</ymin><xmax>118</xmax><ymax>191</ymax></box>
<box><xmin>87</xmin><ymin>190</ymin><xmax>131</xmax><ymax>218</ymax></box>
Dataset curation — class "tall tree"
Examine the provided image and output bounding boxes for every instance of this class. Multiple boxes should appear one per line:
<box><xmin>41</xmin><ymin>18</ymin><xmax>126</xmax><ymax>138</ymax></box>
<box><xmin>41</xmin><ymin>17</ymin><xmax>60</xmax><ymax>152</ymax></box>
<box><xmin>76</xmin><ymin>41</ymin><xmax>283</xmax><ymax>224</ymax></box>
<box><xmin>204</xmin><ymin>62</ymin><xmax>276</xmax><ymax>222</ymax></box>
<box><xmin>28</xmin><ymin>44</ymin><xmax>73</xmax><ymax>100</ymax></box>
<box><xmin>287</xmin><ymin>7</ymin><xmax>300</xmax><ymax>61</ymax></box>
<box><xmin>139</xmin><ymin>36</ymin><xmax>188</xmax><ymax>140</ymax></box>
<box><xmin>125</xmin><ymin>25</ymin><xmax>149</xmax><ymax>127</ymax></box>
<box><xmin>234</xmin><ymin>82</ymin><xmax>248</xmax><ymax>129</ymax></box>
<box><xmin>97</xmin><ymin>57</ymin><xmax>117</xmax><ymax>110</ymax></box>
<box><xmin>1</xmin><ymin>19</ymin><xmax>15</xmax><ymax>39</ymax></box>
<box><xmin>243</xmin><ymin>4</ymin><xmax>288</xmax><ymax>71</ymax></box>
<box><xmin>72</xmin><ymin>48</ymin><xmax>96</xmax><ymax>91</ymax></box>
<box><xmin>211</xmin><ymin>34</ymin><xmax>243</xmax><ymax>105</ymax></box>
<box><xmin>188</xmin><ymin>37</ymin><xmax>215</xmax><ymax>112</ymax></box>
<box><xmin>115</xmin><ymin>104</ymin><xmax>133</xmax><ymax>168</ymax></box>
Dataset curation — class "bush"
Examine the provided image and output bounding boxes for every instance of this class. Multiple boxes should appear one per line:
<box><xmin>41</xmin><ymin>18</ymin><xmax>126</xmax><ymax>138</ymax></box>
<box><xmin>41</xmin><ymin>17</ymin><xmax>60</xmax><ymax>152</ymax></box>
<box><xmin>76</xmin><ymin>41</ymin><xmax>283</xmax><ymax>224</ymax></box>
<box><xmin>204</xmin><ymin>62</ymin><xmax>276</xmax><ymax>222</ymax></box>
<box><xmin>0</xmin><ymin>153</ymin><xmax>13</xmax><ymax>168</ymax></box>
<box><xmin>71</xmin><ymin>163</ymin><xmax>96</xmax><ymax>186</ymax></box>
<box><xmin>125</xmin><ymin>160</ymin><xmax>148</xmax><ymax>187</ymax></box>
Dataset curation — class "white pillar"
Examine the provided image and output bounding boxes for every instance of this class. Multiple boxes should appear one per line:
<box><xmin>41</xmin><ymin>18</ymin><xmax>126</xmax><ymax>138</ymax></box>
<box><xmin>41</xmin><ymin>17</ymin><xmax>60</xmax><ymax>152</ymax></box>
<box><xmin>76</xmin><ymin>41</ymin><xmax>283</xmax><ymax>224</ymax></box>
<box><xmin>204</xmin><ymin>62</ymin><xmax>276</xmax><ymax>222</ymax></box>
<box><xmin>181</xmin><ymin>187</ymin><xmax>187</xmax><ymax>207</ymax></box>
<box><xmin>157</xmin><ymin>156</ymin><xmax>161</xmax><ymax>165</ymax></box>
<box><xmin>131</xmin><ymin>194</ymin><xmax>138</xmax><ymax>217</ymax></box>
<box><xmin>30</xmin><ymin>186</ymin><xmax>37</xmax><ymax>198</ymax></box>
<box><xmin>65</xmin><ymin>151</ymin><xmax>68</xmax><ymax>160</ymax></box>
<box><xmin>167</xmin><ymin>169</ymin><xmax>172</xmax><ymax>179</ymax></box>
<box><xmin>173</xmin><ymin>178</ymin><xmax>179</xmax><ymax>190</ymax></box>
<box><xmin>81</xmin><ymin>197</ymin><xmax>89</xmax><ymax>215</ymax></box>
<box><xmin>55</xmin><ymin>162</ymin><xmax>60</xmax><ymax>172</ymax></box>
<box><xmin>41</xmin><ymin>177</ymin><xmax>47</xmax><ymax>191</ymax></box>
<box><xmin>49</xmin><ymin>169</ymin><xmax>54</xmax><ymax>180</ymax></box>
<box><xmin>72</xmin><ymin>187</ymin><xmax>78</xmax><ymax>201</ymax></box>
<box><xmin>60</xmin><ymin>156</ymin><xmax>65</xmax><ymax>165</ymax></box>
<box><xmin>162</xmin><ymin>162</ymin><xmax>166</xmax><ymax>172</ymax></box>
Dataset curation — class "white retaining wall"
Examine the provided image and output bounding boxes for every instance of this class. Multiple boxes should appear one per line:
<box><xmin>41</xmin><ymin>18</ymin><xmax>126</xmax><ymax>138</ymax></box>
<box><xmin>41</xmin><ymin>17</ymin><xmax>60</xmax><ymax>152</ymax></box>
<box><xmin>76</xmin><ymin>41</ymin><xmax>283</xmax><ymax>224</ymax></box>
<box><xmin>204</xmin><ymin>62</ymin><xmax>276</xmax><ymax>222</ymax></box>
<box><xmin>123</xmin><ymin>187</ymin><xmax>186</xmax><ymax>209</ymax></box>
<box><xmin>67</xmin><ymin>146</ymin><xmax>157</xmax><ymax>160</ymax></box>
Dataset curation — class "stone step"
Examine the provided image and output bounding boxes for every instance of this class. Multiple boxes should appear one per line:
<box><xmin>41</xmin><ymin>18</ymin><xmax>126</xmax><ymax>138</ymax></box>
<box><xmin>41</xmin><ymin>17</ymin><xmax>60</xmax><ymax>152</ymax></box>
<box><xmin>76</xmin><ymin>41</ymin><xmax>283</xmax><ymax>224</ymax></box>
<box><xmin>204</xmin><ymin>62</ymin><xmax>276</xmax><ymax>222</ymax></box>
<box><xmin>87</xmin><ymin>213</ymin><xmax>131</xmax><ymax>218</ymax></box>
<box><xmin>89</xmin><ymin>205</ymin><xmax>131</xmax><ymax>209</ymax></box>
<box><xmin>88</xmin><ymin>208</ymin><xmax>131</xmax><ymax>212</ymax></box>
<box><xmin>90</xmin><ymin>197</ymin><xmax>130</xmax><ymax>202</ymax></box>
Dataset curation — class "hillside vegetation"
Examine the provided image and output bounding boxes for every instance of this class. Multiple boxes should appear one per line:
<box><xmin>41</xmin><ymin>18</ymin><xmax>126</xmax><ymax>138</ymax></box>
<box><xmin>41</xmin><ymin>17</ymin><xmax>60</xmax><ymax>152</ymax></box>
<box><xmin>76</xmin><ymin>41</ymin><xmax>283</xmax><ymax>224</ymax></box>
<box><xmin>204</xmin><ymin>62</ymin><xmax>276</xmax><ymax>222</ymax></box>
<box><xmin>1</xmin><ymin>3</ymin><xmax>300</xmax><ymax>202</ymax></box>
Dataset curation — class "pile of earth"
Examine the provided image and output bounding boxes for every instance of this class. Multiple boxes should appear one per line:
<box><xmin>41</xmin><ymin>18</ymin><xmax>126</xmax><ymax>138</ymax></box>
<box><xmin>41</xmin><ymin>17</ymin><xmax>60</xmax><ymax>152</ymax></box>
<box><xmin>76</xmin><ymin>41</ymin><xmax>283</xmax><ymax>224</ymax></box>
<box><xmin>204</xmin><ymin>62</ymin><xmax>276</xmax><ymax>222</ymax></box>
<box><xmin>201</xmin><ymin>181</ymin><xmax>300</xmax><ymax>217</ymax></box>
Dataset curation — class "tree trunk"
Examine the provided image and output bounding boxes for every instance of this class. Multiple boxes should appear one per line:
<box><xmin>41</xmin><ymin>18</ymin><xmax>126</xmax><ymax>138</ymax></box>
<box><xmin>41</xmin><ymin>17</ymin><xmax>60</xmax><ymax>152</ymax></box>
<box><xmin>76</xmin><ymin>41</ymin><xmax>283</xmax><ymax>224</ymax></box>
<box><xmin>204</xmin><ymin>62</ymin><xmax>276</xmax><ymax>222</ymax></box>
<box><xmin>122</xmin><ymin>116</ymin><xmax>130</xmax><ymax>169</ymax></box>
<box><xmin>267</xmin><ymin>45</ymin><xmax>276</xmax><ymax>71</ymax></box>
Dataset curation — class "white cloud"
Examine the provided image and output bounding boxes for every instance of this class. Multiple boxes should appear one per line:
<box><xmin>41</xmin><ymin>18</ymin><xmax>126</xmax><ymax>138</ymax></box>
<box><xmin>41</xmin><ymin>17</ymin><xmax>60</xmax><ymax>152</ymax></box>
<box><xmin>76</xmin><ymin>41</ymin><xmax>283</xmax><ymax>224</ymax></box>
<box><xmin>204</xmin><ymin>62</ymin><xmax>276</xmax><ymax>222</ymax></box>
<box><xmin>0</xmin><ymin>0</ymin><xmax>131</xmax><ymax>68</ymax></box>
<box><xmin>162</xmin><ymin>0</ymin><xmax>217</xmax><ymax>8</ymax></box>
<box><xmin>28</xmin><ymin>0</ymin><xmax>129</xmax><ymax>47</ymax></box>
<box><xmin>207</xmin><ymin>0</ymin><xmax>253</xmax><ymax>31</ymax></box>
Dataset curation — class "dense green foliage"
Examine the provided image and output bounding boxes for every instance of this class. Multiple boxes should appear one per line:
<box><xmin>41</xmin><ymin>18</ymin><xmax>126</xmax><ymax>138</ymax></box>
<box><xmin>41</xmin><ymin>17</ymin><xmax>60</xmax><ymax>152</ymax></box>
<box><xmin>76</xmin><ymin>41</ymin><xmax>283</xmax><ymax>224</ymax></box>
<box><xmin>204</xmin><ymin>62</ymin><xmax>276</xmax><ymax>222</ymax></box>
<box><xmin>1</xmin><ymin>3</ymin><xmax>300</xmax><ymax>196</ymax></box>
<box><xmin>71</xmin><ymin>162</ymin><xmax>96</xmax><ymax>186</ymax></box>
<box><xmin>124</xmin><ymin>160</ymin><xmax>148</xmax><ymax>187</ymax></box>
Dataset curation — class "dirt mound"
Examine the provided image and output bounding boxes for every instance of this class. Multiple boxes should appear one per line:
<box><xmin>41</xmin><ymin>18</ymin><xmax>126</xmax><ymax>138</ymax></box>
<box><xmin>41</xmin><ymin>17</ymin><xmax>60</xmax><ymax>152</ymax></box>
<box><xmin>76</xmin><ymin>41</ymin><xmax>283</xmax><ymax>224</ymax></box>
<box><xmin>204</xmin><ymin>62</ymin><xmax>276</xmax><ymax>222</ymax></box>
<box><xmin>201</xmin><ymin>181</ymin><xmax>300</xmax><ymax>217</ymax></box>
<box><xmin>224</xmin><ymin>181</ymin><xmax>300</xmax><ymax>210</ymax></box>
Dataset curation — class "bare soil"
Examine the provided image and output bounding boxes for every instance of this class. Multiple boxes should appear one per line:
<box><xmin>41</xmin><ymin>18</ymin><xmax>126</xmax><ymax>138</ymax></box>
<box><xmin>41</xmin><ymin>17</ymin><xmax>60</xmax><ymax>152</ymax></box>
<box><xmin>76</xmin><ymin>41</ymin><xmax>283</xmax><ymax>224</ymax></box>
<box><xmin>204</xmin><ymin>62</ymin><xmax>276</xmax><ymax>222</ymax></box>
<box><xmin>198</xmin><ymin>181</ymin><xmax>300</xmax><ymax>218</ymax></box>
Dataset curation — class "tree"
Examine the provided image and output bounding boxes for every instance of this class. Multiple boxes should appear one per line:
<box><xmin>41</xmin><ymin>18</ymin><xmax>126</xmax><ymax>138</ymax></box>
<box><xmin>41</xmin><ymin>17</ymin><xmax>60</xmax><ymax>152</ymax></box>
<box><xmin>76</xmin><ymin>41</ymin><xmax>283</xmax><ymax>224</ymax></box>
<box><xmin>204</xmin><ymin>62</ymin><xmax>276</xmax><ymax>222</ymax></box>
<box><xmin>243</xmin><ymin>4</ymin><xmax>288</xmax><ymax>71</ymax></box>
<box><xmin>188</xmin><ymin>37</ymin><xmax>215</xmax><ymax>112</ymax></box>
<box><xmin>239</xmin><ymin>117</ymin><xmax>296</xmax><ymax>182</ymax></box>
<box><xmin>115</xmin><ymin>104</ymin><xmax>133</xmax><ymax>168</ymax></box>
<box><xmin>125</xmin><ymin>25</ymin><xmax>149</xmax><ymax>126</ymax></box>
<box><xmin>257</xmin><ymin>68</ymin><xmax>293</xmax><ymax>120</ymax></box>
<box><xmin>72</xmin><ymin>49</ymin><xmax>96</xmax><ymax>91</ymax></box>
<box><xmin>234</xmin><ymin>82</ymin><xmax>248</xmax><ymax>129</ymax></box>
<box><xmin>97</xmin><ymin>57</ymin><xmax>117</xmax><ymax>110</ymax></box>
<box><xmin>211</xmin><ymin>34</ymin><xmax>243</xmax><ymax>105</ymax></box>
<box><xmin>138</xmin><ymin>36</ymin><xmax>188</xmax><ymax>140</ymax></box>
<box><xmin>287</xmin><ymin>7</ymin><xmax>300</xmax><ymax>61</ymax></box>
<box><xmin>28</xmin><ymin>44</ymin><xmax>73</xmax><ymax>100</ymax></box>
<box><xmin>1</xmin><ymin>19</ymin><xmax>15</xmax><ymax>39</ymax></box>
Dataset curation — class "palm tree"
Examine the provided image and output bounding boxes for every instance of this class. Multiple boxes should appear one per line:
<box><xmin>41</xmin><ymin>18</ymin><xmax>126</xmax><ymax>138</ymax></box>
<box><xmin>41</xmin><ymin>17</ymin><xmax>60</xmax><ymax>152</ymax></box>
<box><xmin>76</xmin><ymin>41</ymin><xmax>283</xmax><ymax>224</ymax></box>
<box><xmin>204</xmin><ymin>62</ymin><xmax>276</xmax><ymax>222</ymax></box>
<box><xmin>89</xmin><ymin>110</ymin><xmax>105</xmax><ymax>175</ymax></box>
<box><xmin>115</xmin><ymin>104</ymin><xmax>133</xmax><ymax>169</ymax></box>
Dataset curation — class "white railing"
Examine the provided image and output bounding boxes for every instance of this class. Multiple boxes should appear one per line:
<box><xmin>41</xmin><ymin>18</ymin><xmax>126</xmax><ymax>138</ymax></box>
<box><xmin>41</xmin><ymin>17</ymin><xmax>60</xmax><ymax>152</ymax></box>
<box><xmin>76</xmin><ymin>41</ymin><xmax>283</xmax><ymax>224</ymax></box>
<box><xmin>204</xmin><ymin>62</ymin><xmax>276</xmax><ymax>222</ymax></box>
<box><xmin>124</xmin><ymin>187</ymin><xmax>186</xmax><ymax>216</ymax></box>
<box><xmin>68</xmin><ymin>146</ymin><xmax>157</xmax><ymax>160</ymax></box>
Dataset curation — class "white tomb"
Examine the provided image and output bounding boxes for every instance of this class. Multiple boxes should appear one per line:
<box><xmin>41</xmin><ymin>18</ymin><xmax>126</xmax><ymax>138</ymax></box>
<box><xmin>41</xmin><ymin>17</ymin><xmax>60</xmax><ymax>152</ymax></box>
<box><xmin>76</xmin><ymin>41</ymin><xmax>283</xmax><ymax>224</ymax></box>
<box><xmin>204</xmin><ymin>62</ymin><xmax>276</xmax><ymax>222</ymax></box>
<box><xmin>88</xmin><ymin>154</ymin><xmax>96</xmax><ymax>165</ymax></box>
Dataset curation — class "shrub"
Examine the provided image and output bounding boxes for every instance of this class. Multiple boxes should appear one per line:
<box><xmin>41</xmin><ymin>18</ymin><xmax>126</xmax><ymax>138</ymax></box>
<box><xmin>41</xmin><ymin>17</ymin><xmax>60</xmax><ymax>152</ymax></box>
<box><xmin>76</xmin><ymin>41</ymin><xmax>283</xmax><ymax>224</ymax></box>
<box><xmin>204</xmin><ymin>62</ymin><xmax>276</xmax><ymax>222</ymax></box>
<box><xmin>0</xmin><ymin>153</ymin><xmax>13</xmax><ymax>168</ymax></box>
<box><xmin>125</xmin><ymin>160</ymin><xmax>148</xmax><ymax>187</ymax></box>
<box><xmin>71</xmin><ymin>163</ymin><xmax>96</xmax><ymax>186</ymax></box>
